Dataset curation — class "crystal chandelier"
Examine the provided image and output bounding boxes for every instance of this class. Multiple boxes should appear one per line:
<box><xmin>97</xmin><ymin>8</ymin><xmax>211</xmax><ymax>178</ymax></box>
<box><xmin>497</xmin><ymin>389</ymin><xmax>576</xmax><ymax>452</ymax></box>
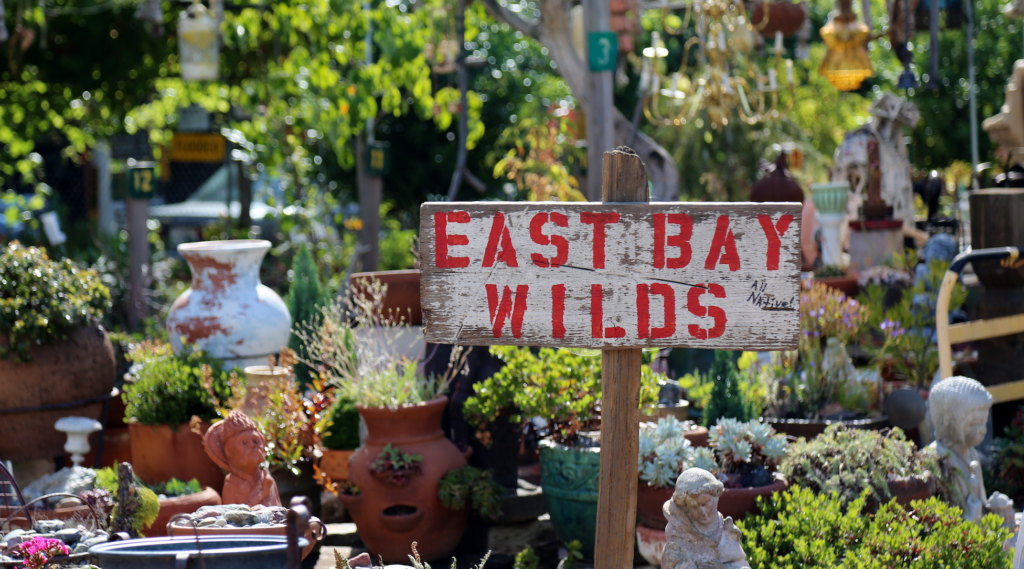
<box><xmin>640</xmin><ymin>0</ymin><xmax>795</xmax><ymax>129</ymax></box>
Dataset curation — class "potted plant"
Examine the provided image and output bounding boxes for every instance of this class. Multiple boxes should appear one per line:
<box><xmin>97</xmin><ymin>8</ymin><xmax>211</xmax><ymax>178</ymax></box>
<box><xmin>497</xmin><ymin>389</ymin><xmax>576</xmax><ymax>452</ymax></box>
<box><xmin>318</xmin><ymin>395</ymin><xmax>361</xmax><ymax>482</ymax></box>
<box><xmin>146</xmin><ymin>478</ymin><xmax>222</xmax><ymax>537</ymax></box>
<box><xmin>811</xmin><ymin>264</ymin><xmax>860</xmax><ymax>298</ymax></box>
<box><xmin>763</xmin><ymin>281</ymin><xmax>888</xmax><ymax>438</ymax></box>
<box><xmin>296</xmin><ymin>280</ymin><xmax>475</xmax><ymax>564</ymax></box>
<box><xmin>780</xmin><ymin>424</ymin><xmax>938</xmax><ymax>511</ymax></box>
<box><xmin>463</xmin><ymin>346</ymin><xmax>661</xmax><ymax>561</ymax></box>
<box><xmin>634</xmin><ymin>417</ymin><xmax>788</xmax><ymax>566</ymax></box>
<box><xmin>122</xmin><ymin>340</ymin><xmax>241</xmax><ymax>491</ymax></box>
<box><xmin>0</xmin><ymin>242</ymin><xmax>116</xmax><ymax>461</ymax></box>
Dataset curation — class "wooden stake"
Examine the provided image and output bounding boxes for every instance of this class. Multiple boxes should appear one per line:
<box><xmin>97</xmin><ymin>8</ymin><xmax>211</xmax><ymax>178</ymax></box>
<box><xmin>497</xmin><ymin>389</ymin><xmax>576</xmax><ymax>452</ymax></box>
<box><xmin>594</xmin><ymin>147</ymin><xmax>648</xmax><ymax>569</ymax></box>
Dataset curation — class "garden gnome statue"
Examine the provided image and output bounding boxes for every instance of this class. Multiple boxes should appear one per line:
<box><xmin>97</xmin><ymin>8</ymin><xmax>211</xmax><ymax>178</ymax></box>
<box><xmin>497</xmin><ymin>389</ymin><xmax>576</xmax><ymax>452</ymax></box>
<box><xmin>204</xmin><ymin>410</ymin><xmax>281</xmax><ymax>507</ymax></box>
<box><xmin>927</xmin><ymin>376</ymin><xmax>1015</xmax><ymax>526</ymax></box>
<box><xmin>662</xmin><ymin>468</ymin><xmax>750</xmax><ymax>569</ymax></box>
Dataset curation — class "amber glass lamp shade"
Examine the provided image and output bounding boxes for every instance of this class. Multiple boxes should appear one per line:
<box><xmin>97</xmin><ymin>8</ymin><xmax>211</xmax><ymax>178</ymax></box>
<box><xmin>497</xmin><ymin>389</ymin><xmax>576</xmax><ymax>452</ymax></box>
<box><xmin>818</xmin><ymin>16</ymin><xmax>873</xmax><ymax>91</ymax></box>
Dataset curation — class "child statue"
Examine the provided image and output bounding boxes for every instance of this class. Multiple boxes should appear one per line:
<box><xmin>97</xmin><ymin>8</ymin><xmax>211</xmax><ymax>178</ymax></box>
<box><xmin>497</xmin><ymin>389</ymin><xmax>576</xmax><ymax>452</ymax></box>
<box><xmin>927</xmin><ymin>376</ymin><xmax>1014</xmax><ymax>525</ymax></box>
<box><xmin>204</xmin><ymin>410</ymin><xmax>281</xmax><ymax>507</ymax></box>
<box><xmin>662</xmin><ymin>468</ymin><xmax>750</xmax><ymax>569</ymax></box>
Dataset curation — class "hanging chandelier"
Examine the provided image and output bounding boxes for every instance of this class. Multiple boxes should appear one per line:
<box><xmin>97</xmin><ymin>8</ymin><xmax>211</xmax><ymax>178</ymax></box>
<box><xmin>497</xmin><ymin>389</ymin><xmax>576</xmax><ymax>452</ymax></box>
<box><xmin>818</xmin><ymin>0</ymin><xmax>873</xmax><ymax>91</ymax></box>
<box><xmin>640</xmin><ymin>0</ymin><xmax>796</xmax><ymax>130</ymax></box>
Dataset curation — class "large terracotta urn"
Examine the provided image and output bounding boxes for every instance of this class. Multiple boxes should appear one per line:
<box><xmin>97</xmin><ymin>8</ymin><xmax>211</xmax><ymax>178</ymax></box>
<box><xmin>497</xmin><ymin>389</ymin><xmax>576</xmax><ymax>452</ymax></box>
<box><xmin>129</xmin><ymin>421</ymin><xmax>225</xmax><ymax>491</ymax></box>
<box><xmin>337</xmin><ymin>397</ymin><xmax>470</xmax><ymax>564</ymax></box>
<box><xmin>0</xmin><ymin>325</ymin><xmax>116</xmax><ymax>461</ymax></box>
<box><xmin>167</xmin><ymin>240</ymin><xmax>291</xmax><ymax>368</ymax></box>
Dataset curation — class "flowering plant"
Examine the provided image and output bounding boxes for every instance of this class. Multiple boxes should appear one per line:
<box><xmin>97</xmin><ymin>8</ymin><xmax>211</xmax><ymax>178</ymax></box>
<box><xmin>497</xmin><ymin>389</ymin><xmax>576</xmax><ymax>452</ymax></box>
<box><xmin>12</xmin><ymin>537</ymin><xmax>69</xmax><ymax>569</ymax></box>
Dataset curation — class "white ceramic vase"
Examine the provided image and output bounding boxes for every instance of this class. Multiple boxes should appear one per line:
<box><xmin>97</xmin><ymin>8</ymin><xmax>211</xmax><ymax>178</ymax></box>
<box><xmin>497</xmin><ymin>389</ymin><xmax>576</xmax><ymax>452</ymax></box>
<box><xmin>167</xmin><ymin>240</ymin><xmax>291</xmax><ymax>368</ymax></box>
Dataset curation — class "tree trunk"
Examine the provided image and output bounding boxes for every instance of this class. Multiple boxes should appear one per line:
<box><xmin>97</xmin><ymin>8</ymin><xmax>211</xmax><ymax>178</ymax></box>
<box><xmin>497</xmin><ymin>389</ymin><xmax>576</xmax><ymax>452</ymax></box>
<box><xmin>481</xmin><ymin>0</ymin><xmax>679</xmax><ymax>201</ymax></box>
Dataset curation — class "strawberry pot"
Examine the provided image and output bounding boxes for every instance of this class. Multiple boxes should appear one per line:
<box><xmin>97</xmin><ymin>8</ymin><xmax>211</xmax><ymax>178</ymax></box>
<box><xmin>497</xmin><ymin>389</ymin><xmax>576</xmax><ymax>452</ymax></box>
<box><xmin>337</xmin><ymin>397</ymin><xmax>469</xmax><ymax>564</ymax></box>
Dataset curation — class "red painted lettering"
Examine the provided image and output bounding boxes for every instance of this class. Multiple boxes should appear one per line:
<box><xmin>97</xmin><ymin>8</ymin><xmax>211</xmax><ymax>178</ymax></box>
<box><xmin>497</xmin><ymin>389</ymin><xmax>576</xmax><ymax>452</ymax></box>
<box><xmin>638</xmin><ymin>283</ymin><xmax>676</xmax><ymax>339</ymax></box>
<box><xmin>581</xmin><ymin>212</ymin><xmax>620</xmax><ymax>269</ymax></box>
<box><xmin>551</xmin><ymin>284</ymin><xmax>566</xmax><ymax>339</ymax></box>
<box><xmin>482</xmin><ymin>212</ymin><xmax>519</xmax><ymax>268</ymax></box>
<box><xmin>434</xmin><ymin>211</ymin><xmax>470</xmax><ymax>269</ymax></box>
<box><xmin>590</xmin><ymin>284</ymin><xmax>625</xmax><ymax>338</ymax></box>
<box><xmin>530</xmin><ymin>212</ymin><xmax>569</xmax><ymax>268</ymax></box>
<box><xmin>486</xmin><ymin>283</ymin><xmax>529</xmax><ymax>338</ymax></box>
<box><xmin>654</xmin><ymin>213</ymin><xmax>693</xmax><ymax>269</ymax></box>
<box><xmin>757</xmin><ymin>214</ymin><xmax>794</xmax><ymax>271</ymax></box>
<box><xmin>704</xmin><ymin>215</ymin><xmax>741</xmax><ymax>271</ymax></box>
<box><xmin>687</xmin><ymin>283</ymin><xmax>727</xmax><ymax>339</ymax></box>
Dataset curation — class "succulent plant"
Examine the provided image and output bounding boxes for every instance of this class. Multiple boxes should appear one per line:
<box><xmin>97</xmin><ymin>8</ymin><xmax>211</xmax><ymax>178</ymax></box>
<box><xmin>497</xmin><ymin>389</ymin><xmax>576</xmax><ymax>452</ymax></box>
<box><xmin>637</xmin><ymin>416</ymin><xmax>698</xmax><ymax>488</ymax></box>
<box><xmin>706</xmin><ymin>418</ymin><xmax>789</xmax><ymax>488</ymax></box>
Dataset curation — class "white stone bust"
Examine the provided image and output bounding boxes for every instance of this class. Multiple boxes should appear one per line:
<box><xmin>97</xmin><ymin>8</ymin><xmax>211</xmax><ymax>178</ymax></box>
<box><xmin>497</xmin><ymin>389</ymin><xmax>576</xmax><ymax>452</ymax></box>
<box><xmin>927</xmin><ymin>376</ymin><xmax>1014</xmax><ymax>525</ymax></box>
<box><xmin>662</xmin><ymin>468</ymin><xmax>749</xmax><ymax>569</ymax></box>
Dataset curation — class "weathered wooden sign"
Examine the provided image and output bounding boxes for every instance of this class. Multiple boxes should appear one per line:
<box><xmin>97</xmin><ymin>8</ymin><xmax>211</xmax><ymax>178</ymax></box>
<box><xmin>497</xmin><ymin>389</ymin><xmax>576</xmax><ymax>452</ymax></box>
<box><xmin>420</xmin><ymin>202</ymin><xmax>802</xmax><ymax>350</ymax></box>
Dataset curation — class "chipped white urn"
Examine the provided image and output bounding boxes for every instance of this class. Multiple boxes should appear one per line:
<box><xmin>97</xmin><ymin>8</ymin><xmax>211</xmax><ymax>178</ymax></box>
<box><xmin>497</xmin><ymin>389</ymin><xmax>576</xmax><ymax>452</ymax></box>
<box><xmin>55</xmin><ymin>416</ymin><xmax>102</xmax><ymax>467</ymax></box>
<box><xmin>167</xmin><ymin>240</ymin><xmax>291</xmax><ymax>368</ymax></box>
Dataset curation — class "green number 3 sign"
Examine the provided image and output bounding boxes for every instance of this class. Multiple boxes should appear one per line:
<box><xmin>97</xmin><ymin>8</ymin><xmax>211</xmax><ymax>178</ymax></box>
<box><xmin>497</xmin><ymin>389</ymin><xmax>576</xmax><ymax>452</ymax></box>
<box><xmin>588</xmin><ymin>31</ymin><xmax>618</xmax><ymax>72</ymax></box>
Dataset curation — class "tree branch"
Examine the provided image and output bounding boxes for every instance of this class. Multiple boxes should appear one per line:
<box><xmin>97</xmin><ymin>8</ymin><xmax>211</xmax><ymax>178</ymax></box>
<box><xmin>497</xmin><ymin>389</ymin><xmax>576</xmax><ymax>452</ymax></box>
<box><xmin>478</xmin><ymin>0</ymin><xmax>541</xmax><ymax>39</ymax></box>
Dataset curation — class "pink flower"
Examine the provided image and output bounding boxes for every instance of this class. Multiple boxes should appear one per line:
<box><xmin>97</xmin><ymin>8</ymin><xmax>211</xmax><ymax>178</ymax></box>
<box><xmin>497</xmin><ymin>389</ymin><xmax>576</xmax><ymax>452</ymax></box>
<box><xmin>13</xmin><ymin>537</ymin><xmax>70</xmax><ymax>569</ymax></box>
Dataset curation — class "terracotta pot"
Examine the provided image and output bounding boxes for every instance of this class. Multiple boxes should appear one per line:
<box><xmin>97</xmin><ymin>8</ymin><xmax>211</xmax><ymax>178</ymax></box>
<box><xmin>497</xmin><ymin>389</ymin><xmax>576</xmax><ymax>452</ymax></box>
<box><xmin>636</xmin><ymin>483</ymin><xmax>674</xmax><ymax>530</ymax></box>
<box><xmin>349</xmin><ymin>270</ymin><xmax>422</xmax><ymax>325</ymax></box>
<box><xmin>767</xmin><ymin>416</ymin><xmax>889</xmax><ymax>440</ymax></box>
<box><xmin>636</xmin><ymin>523</ymin><xmax>667</xmax><ymax>566</ymax></box>
<box><xmin>167</xmin><ymin>517</ymin><xmax>326</xmax><ymax>559</ymax></box>
<box><xmin>241</xmin><ymin>365</ymin><xmax>290</xmax><ymax>417</ymax></box>
<box><xmin>146</xmin><ymin>487</ymin><xmax>222</xmax><ymax>537</ymax></box>
<box><xmin>684</xmin><ymin>426</ymin><xmax>710</xmax><ymax>448</ymax></box>
<box><xmin>77</xmin><ymin>426</ymin><xmax>132</xmax><ymax>469</ymax></box>
<box><xmin>129</xmin><ymin>421</ymin><xmax>225</xmax><ymax>492</ymax></box>
<box><xmin>167</xmin><ymin>240</ymin><xmax>291</xmax><ymax>368</ymax></box>
<box><xmin>750</xmin><ymin>1</ymin><xmax>808</xmax><ymax>37</ymax></box>
<box><xmin>718</xmin><ymin>477</ymin><xmax>788</xmax><ymax>520</ymax></box>
<box><xmin>0</xmin><ymin>325</ymin><xmax>116</xmax><ymax>461</ymax></box>
<box><xmin>811</xmin><ymin>275</ymin><xmax>860</xmax><ymax>299</ymax></box>
<box><xmin>886</xmin><ymin>474</ymin><xmax>933</xmax><ymax>508</ymax></box>
<box><xmin>338</xmin><ymin>397</ymin><xmax>469</xmax><ymax>564</ymax></box>
<box><xmin>319</xmin><ymin>449</ymin><xmax>356</xmax><ymax>481</ymax></box>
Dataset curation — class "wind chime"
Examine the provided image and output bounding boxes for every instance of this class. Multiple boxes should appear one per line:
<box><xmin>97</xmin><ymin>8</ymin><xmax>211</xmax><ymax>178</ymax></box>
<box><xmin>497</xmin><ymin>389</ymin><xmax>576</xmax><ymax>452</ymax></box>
<box><xmin>640</xmin><ymin>0</ymin><xmax>798</xmax><ymax>129</ymax></box>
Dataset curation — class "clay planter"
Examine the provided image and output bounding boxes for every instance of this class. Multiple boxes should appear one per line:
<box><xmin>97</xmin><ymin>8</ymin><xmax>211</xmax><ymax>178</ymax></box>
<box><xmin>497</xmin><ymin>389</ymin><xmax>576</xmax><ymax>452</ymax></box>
<box><xmin>167</xmin><ymin>240</ymin><xmax>291</xmax><ymax>368</ymax></box>
<box><xmin>129</xmin><ymin>421</ymin><xmax>225</xmax><ymax>492</ymax></box>
<box><xmin>338</xmin><ymin>397</ymin><xmax>469</xmax><ymax>564</ymax></box>
<box><xmin>718</xmin><ymin>477</ymin><xmax>789</xmax><ymax>520</ymax></box>
<box><xmin>167</xmin><ymin>518</ymin><xmax>326</xmax><ymax>559</ymax></box>
<box><xmin>241</xmin><ymin>365</ymin><xmax>290</xmax><ymax>417</ymax></box>
<box><xmin>636</xmin><ymin>482</ymin><xmax>674</xmax><ymax>530</ymax></box>
<box><xmin>538</xmin><ymin>440</ymin><xmax>600</xmax><ymax>561</ymax></box>
<box><xmin>812</xmin><ymin>275</ymin><xmax>860</xmax><ymax>299</ymax></box>
<box><xmin>349</xmin><ymin>270</ymin><xmax>422</xmax><ymax>325</ymax></box>
<box><xmin>750</xmin><ymin>1</ymin><xmax>808</xmax><ymax>37</ymax></box>
<box><xmin>636</xmin><ymin>523</ymin><xmax>667</xmax><ymax>567</ymax></box>
<box><xmin>684</xmin><ymin>426</ymin><xmax>709</xmax><ymax>448</ymax></box>
<box><xmin>0</xmin><ymin>325</ymin><xmax>116</xmax><ymax>461</ymax></box>
<box><xmin>146</xmin><ymin>487</ymin><xmax>222</xmax><ymax>537</ymax></box>
<box><xmin>319</xmin><ymin>449</ymin><xmax>356</xmax><ymax>481</ymax></box>
<box><xmin>767</xmin><ymin>416</ymin><xmax>889</xmax><ymax>440</ymax></box>
<box><xmin>862</xmin><ymin>474</ymin><xmax>933</xmax><ymax>513</ymax></box>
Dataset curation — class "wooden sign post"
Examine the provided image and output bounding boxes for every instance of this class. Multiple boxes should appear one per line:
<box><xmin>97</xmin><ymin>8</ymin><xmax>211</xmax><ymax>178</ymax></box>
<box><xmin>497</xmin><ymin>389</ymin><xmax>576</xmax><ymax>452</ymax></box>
<box><xmin>420</xmin><ymin>148</ymin><xmax>801</xmax><ymax>568</ymax></box>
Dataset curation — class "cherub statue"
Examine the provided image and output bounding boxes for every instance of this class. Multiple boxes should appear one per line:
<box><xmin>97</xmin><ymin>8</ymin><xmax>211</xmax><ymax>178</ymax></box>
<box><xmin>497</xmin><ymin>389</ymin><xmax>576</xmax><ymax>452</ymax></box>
<box><xmin>927</xmin><ymin>376</ymin><xmax>1014</xmax><ymax>526</ymax></box>
<box><xmin>662</xmin><ymin>468</ymin><xmax>750</xmax><ymax>569</ymax></box>
<box><xmin>204</xmin><ymin>410</ymin><xmax>281</xmax><ymax>507</ymax></box>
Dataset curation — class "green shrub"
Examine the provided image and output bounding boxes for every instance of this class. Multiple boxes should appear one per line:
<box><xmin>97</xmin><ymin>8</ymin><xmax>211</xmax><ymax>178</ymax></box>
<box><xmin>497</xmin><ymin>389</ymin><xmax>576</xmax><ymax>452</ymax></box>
<box><xmin>512</xmin><ymin>546</ymin><xmax>539</xmax><ymax>569</ymax></box>
<box><xmin>463</xmin><ymin>346</ymin><xmax>661</xmax><ymax>446</ymax></box>
<box><xmin>285</xmin><ymin>242</ymin><xmax>326</xmax><ymax>387</ymax></box>
<box><xmin>321</xmin><ymin>395</ymin><xmax>360</xmax><ymax>450</ymax></box>
<box><xmin>780</xmin><ymin>424</ymin><xmax>940</xmax><ymax>506</ymax></box>
<box><xmin>0</xmin><ymin>242</ymin><xmax>111</xmax><ymax>362</ymax></box>
<box><xmin>438</xmin><ymin>466</ymin><xmax>504</xmax><ymax>519</ymax></box>
<box><xmin>122</xmin><ymin>341</ymin><xmax>237</xmax><ymax>426</ymax></box>
<box><xmin>740</xmin><ymin>486</ymin><xmax>1012</xmax><ymax>569</ymax></box>
<box><xmin>703</xmin><ymin>351</ymin><xmax>754</xmax><ymax>427</ymax></box>
<box><xmin>150</xmin><ymin>478</ymin><xmax>202</xmax><ymax>497</ymax></box>
<box><xmin>987</xmin><ymin>406</ymin><xmax>1024</xmax><ymax>505</ymax></box>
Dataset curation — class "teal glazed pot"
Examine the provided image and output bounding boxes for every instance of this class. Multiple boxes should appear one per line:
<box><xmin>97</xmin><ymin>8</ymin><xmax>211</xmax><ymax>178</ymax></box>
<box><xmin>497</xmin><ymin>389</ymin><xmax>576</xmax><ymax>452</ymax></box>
<box><xmin>538</xmin><ymin>440</ymin><xmax>600</xmax><ymax>560</ymax></box>
<box><xmin>810</xmin><ymin>181</ymin><xmax>851</xmax><ymax>215</ymax></box>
